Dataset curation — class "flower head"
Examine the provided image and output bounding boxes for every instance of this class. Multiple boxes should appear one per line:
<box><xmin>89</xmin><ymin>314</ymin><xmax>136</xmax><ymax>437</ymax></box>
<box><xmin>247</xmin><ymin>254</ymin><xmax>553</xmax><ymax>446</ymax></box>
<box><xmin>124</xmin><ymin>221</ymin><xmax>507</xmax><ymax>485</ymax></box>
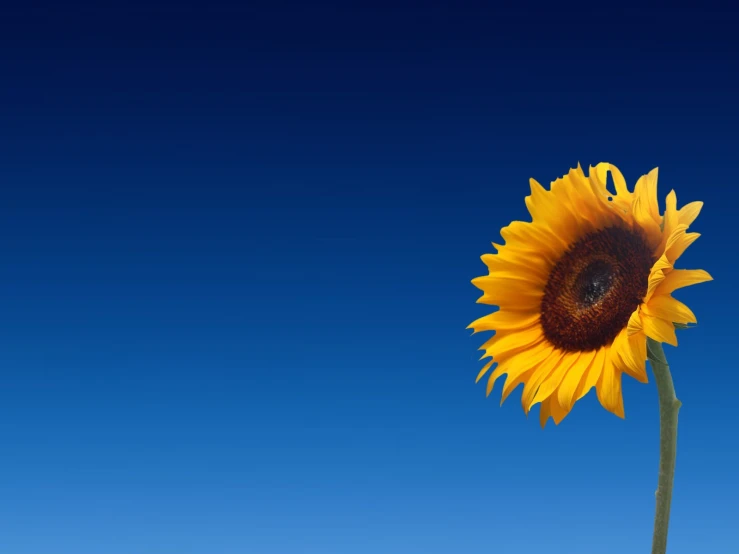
<box><xmin>469</xmin><ymin>164</ymin><xmax>712</xmax><ymax>426</ymax></box>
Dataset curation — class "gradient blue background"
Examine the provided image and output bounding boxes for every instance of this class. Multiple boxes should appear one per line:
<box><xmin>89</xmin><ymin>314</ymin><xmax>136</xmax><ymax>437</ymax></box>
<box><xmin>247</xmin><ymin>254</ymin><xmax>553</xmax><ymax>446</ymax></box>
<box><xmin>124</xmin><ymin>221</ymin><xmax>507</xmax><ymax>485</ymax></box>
<box><xmin>1</xmin><ymin>3</ymin><xmax>737</xmax><ymax>553</ymax></box>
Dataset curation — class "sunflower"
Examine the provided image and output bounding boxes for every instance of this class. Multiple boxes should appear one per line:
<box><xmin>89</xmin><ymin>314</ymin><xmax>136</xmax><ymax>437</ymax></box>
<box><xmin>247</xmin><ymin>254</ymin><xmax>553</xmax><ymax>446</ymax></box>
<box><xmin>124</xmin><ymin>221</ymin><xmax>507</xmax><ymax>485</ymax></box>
<box><xmin>469</xmin><ymin>163</ymin><xmax>712</xmax><ymax>427</ymax></box>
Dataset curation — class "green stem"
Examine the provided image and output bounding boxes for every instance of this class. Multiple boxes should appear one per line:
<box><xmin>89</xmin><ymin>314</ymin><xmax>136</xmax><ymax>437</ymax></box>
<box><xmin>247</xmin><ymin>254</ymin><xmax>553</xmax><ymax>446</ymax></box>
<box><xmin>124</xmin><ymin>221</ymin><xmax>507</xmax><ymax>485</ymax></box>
<box><xmin>647</xmin><ymin>338</ymin><xmax>681</xmax><ymax>554</ymax></box>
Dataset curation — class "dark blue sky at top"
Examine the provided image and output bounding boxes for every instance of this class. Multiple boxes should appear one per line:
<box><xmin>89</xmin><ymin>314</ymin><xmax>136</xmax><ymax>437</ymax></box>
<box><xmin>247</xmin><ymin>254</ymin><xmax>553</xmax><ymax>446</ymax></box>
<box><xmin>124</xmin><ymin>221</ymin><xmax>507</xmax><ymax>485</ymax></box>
<box><xmin>0</xmin><ymin>3</ymin><xmax>738</xmax><ymax>553</ymax></box>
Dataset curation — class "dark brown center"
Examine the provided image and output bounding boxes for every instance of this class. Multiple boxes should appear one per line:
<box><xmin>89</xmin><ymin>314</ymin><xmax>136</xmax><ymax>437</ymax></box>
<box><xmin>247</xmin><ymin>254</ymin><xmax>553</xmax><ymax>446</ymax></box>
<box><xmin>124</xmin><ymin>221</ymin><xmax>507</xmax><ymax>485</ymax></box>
<box><xmin>540</xmin><ymin>225</ymin><xmax>654</xmax><ymax>352</ymax></box>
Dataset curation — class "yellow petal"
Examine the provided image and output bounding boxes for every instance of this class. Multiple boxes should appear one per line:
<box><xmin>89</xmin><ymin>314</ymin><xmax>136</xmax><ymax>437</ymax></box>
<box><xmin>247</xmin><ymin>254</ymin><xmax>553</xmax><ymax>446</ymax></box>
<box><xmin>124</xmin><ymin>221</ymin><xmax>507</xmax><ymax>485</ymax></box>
<box><xmin>479</xmin><ymin>325</ymin><xmax>544</xmax><ymax>360</ymax></box>
<box><xmin>644</xmin><ymin>168</ymin><xmax>661</xmax><ymax>221</ymax></box>
<box><xmin>521</xmin><ymin>351</ymin><xmax>565</xmax><ymax>414</ymax></box>
<box><xmin>668</xmin><ymin>232</ymin><xmax>700</xmax><ymax>262</ymax></box>
<box><xmin>651</xmin><ymin>254</ymin><xmax>673</xmax><ymax>275</ymax></box>
<box><xmin>474</xmin><ymin>283</ymin><xmax>543</xmax><ymax>310</ymax></box>
<box><xmin>596</xmin><ymin>362</ymin><xmax>625</xmax><ymax>418</ymax></box>
<box><xmin>471</xmin><ymin>273</ymin><xmax>543</xmax><ymax>294</ymax></box>
<box><xmin>589</xmin><ymin>163</ymin><xmax>633</xmax><ymax>219</ymax></box>
<box><xmin>500</xmin><ymin>221</ymin><xmax>564</xmax><ymax>259</ymax></box>
<box><xmin>643</xmin><ymin>294</ymin><xmax>697</xmax><ymax>324</ymax></box>
<box><xmin>657</xmin><ymin>269</ymin><xmax>713</xmax><ymax>295</ymax></box>
<box><xmin>664</xmin><ymin>224</ymin><xmax>700</xmax><ymax>263</ymax></box>
<box><xmin>612</xmin><ymin>329</ymin><xmax>648</xmax><ymax>384</ymax></box>
<box><xmin>586</xmin><ymin>164</ymin><xmax>614</xmax><ymax>202</ymax></box>
<box><xmin>531</xmin><ymin>351</ymin><xmax>582</xmax><ymax>407</ymax></box>
<box><xmin>524</xmin><ymin>178</ymin><xmax>569</xmax><ymax>227</ymax></box>
<box><xmin>588</xmin><ymin>165</ymin><xmax>633</xmax><ymax>222</ymax></box>
<box><xmin>553</xmin><ymin>350</ymin><xmax>593</xmax><ymax>410</ymax></box>
<box><xmin>468</xmin><ymin>310</ymin><xmax>540</xmax><ymax>334</ymax></box>
<box><xmin>550</xmin><ymin>393</ymin><xmax>572</xmax><ymax>425</ymax></box>
<box><xmin>678</xmin><ymin>201</ymin><xmax>703</xmax><ymax>227</ymax></box>
<box><xmin>628</xmin><ymin>332</ymin><xmax>648</xmax><ymax>382</ymax></box>
<box><xmin>480</xmin><ymin>253</ymin><xmax>551</xmax><ymax>281</ymax></box>
<box><xmin>556</xmin><ymin>165</ymin><xmax>613</xmax><ymax>230</ymax></box>
<box><xmin>627</xmin><ymin>309</ymin><xmax>643</xmax><ymax>335</ymax></box>
<box><xmin>486</xmin><ymin>365</ymin><xmax>503</xmax><ymax>396</ymax></box>
<box><xmin>593</xmin><ymin>162</ymin><xmax>631</xmax><ymax>197</ymax></box>
<box><xmin>475</xmin><ymin>360</ymin><xmax>494</xmax><ymax>383</ymax></box>
<box><xmin>487</xmin><ymin>337</ymin><xmax>551</xmax><ymax>396</ymax></box>
<box><xmin>480</xmin><ymin>335</ymin><xmax>546</xmax><ymax>367</ymax></box>
<box><xmin>632</xmin><ymin>170</ymin><xmax>662</xmax><ymax>248</ymax></box>
<box><xmin>500</xmin><ymin>343</ymin><xmax>556</xmax><ymax>403</ymax></box>
<box><xmin>645</xmin><ymin>266</ymin><xmax>668</xmax><ymax>303</ymax></box>
<box><xmin>539</xmin><ymin>396</ymin><xmax>553</xmax><ymax>427</ymax></box>
<box><xmin>642</xmin><ymin>313</ymin><xmax>678</xmax><ymax>347</ymax></box>
<box><xmin>665</xmin><ymin>190</ymin><xmax>677</xmax><ymax>218</ymax></box>
<box><xmin>573</xmin><ymin>347</ymin><xmax>607</xmax><ymax>403</ymax></box>
<box><xmin>500</xmin><ymin>368</ymin><xmax>537</xmax><ymax>405</ymax></box>
<box><xmin>657</xmin><ymin>190</ymin><xmax>679</xmax><ymax>255</ymax></box>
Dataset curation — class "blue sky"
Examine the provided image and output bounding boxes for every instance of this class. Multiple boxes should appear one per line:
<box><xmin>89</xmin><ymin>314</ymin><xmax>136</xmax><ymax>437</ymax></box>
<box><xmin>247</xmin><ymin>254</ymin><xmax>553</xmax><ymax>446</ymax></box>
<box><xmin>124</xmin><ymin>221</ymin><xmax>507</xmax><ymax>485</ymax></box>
<box><xmin>0</xmin><ymin>3</ymin><xmax>738</xmax><ymax>553</ymax></box>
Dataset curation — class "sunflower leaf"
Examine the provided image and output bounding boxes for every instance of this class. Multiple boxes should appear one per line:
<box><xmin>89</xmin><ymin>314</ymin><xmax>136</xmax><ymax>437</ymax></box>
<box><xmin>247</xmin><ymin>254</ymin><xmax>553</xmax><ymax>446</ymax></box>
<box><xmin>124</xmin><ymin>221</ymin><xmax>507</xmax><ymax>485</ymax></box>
<box><xmin>673</xmin><ymin>322</ymin><xmax>695</xmax><ymax>330</ymax></box>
